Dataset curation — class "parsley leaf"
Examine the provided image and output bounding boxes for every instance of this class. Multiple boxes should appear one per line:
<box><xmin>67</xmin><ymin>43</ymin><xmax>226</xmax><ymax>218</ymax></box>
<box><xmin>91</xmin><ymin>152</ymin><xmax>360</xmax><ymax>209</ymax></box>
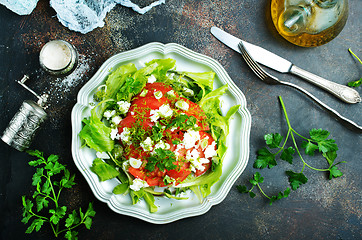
<box><xmin>317</xmin><ymin>139</ymin><xmax>338</xmax><ymax>153</ymax></box>
<box><xmin>280</xmin><ymin>147</ymin><xmax>295</xmax><ymax>164</ymax></box>
<box><xmin>254</xmin><ymin>147</ymin><xmax>277</xmax><ymax>169</ymax></box>
<box><xmin>328</xmin><ymin>165</ymin><xmax>343</xmax><ymax>179</ymax></box>
<box><xmin>348</xmin><ymin>78</ymin><xmax>362</xmax><ymax>88</ymax></box>
<box><xmin>286</xmin><ymin>171</ymin><xmax>308</xmax><ymax>190</ymax></box>
<box><xmin>269</xmin><ymin>188</ymin><xmax>290</xmax><ymax>205</ymax></box>
<box><xmin>145</xmin><ymin>148</ymin><xmax>177</xmax><ymax>172</ymax></box>
<box><xmin>264</xmin><ymin>133</ymin><xmax>283</xmax><ymax>148</ymax></box>
<box><xmin>301</xmin><ymin>141</ymin><xmax>319</xmax><ymax>156</ymax></box>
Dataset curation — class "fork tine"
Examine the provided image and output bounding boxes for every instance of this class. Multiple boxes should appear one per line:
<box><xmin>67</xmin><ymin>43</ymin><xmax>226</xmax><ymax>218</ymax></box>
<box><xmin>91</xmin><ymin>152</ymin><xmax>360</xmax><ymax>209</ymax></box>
<box><xmin>240</xmin><ymin>49</ymin><xmax>265</xmax><ymax>79</ymax></box>
<box><xmin>243</xmin><ymin>53</ymin><xmax>265</xmax><ymax>78</ymax></box>
<box><xmin>238</xmin><ymin>43</ymin><xmax>267</xmax><ymax>79</ymax></box>
<box><xmin>238</xmin><ymin>42</ymin><xmax>275</xmax><ymax>80</ymax></box>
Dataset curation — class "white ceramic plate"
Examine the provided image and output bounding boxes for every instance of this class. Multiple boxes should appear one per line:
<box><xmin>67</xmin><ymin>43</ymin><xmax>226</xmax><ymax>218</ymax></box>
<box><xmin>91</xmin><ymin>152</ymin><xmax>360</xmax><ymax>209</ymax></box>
<box><xmin>71</xmin><ymin>42</ymin><xmax>251</xmax><ymax>224</ymax></box>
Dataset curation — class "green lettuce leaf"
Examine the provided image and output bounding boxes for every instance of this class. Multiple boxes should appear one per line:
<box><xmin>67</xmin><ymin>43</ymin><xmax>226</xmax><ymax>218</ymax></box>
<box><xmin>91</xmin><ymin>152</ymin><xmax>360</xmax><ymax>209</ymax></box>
<box><xmin>105</xmin><ymin>63</ymin><xmax>138</xmax><ymax>100</ymax></box>
<box><xmin>183</xmin><ymin>71</ymin><xmax>215</xmax><ymax>89</ymax></box>
<box><xmin>79</xmin><ymin>107</ymin><xmax>114</xmax><ymax>153</ymax></box>
<box><xmin>143</xmin><ymin>192</ymin><xmax>158</xmax><ymax>213</ymax></box>
<box><xmin>90</xmin><ymin>158</ymin><xmax>120</xmax><ymax>181</ymax></box>
<box><xmin>178</xmin><ymin>162</ymin><xmax>223</xmax><ymax>197</ymax></box>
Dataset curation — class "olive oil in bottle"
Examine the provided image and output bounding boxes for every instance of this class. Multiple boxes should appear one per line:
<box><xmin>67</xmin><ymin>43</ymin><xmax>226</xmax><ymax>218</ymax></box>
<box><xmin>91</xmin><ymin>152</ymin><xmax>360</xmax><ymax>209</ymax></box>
<box><xmin>270</xmin><ymin>0</ymin><xmax>348</xmax><ymax>47</ymax></box>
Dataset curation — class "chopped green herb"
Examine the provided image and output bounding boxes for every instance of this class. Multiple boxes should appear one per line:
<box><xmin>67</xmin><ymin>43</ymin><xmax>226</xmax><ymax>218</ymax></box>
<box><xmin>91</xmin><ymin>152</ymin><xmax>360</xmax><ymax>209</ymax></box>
<box><xmin>145</xmin><ymin>148</ymin><xmax>178</xmax><ymax>172</ymax></box>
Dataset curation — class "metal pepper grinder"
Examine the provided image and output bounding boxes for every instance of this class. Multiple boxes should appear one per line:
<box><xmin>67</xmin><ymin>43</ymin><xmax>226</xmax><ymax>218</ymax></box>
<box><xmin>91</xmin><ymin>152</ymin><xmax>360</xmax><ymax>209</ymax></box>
<box><xmin>1</xmin><ymin>75</ymin><xmax>48</xmax><ymax>151</ymax></box>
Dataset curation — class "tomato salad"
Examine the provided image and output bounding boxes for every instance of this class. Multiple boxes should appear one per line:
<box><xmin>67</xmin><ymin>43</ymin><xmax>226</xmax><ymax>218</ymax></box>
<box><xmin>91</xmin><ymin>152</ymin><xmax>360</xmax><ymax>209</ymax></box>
<box><xmin>80</xmin><ymin>59</ymin><xmax>239</xmax><ymax>213</ymax></box>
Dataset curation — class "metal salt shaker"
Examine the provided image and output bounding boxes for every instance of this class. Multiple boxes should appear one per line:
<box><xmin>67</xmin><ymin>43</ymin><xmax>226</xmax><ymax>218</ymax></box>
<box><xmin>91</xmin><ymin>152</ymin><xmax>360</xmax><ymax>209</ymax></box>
<box><xmin>1</xmin><ymin>75</ymin><xmax>48</xmax><ymax>151</ymax></box>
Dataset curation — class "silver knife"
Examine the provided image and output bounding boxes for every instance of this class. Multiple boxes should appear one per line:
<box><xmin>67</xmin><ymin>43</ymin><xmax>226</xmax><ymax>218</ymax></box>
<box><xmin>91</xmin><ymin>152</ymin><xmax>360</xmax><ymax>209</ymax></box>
<box><xmin>210</xmin><ymin>26</ymin><xmax>361</xmax><ymax>104</ymax></box>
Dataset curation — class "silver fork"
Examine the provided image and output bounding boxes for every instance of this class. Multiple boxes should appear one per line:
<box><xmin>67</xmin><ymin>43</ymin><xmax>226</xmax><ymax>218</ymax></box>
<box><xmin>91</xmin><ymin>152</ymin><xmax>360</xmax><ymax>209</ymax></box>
<box><xmin>238</xmin><ymin>42</ymin><xmax>362</xmax><ymax>133</ymax></box>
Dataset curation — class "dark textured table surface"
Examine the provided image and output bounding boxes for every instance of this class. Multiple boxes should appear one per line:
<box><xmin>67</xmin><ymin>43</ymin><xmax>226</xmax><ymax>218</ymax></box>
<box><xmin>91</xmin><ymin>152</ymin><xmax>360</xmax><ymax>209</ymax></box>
<box><xmin>1</xmin><ymin>1</ymin><xmax>361</xmax><ymax>239</ymax></box>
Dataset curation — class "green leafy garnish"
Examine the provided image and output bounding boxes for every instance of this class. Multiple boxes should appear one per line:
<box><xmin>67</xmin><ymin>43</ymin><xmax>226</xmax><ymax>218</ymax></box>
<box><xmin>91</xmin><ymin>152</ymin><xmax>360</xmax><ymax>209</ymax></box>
<box><xmin>145</xmin><ymin>148</ymin><xmax>178</xmax><ymax>172</ymax></box>
<box><xmin>22</xmin><ymin>150</ymin><xmax>96</xmax><ymax>239</ymax></box>
<box><xmin>90</xmin><ymin>158</ymin><xmax>120</xmax><ymax>181</ymax></box>
<box><xmin>347</xmin><ymin>48</ymin><xmax>362</xmax><ymax>87</ymax></box>
<box><xmin>237</xmin><ymin>96</ymin><xmax>344</xmax><ymax>204</ymax></box>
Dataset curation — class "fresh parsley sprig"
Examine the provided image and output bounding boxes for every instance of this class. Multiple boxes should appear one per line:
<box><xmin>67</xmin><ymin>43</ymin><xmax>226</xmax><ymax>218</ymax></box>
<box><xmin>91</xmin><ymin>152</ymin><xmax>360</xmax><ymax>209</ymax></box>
<box><xmin>237</xmin><ymin>172</ymin><xmax>290</xmax><ymax>205</ymax></box>
<box><xmin>237</xmin><ymin>96</ymin><xmax>345</xmax><ymax>204</ymax></box>
<box><xmin>22</xmin><ymin>150</ymin><xmax>96</xmax><ymax>240</ymax></box>
<box><xmin>347</xmin><ymin>48</ymin><xmax>362</xmax><ymax>88</ymax></box>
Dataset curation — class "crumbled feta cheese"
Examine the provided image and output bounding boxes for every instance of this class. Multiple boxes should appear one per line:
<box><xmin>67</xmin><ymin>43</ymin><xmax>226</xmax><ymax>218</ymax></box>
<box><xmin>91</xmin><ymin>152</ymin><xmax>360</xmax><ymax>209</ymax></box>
<box><xmin>158</xmin><ymin>104</ymin><xmax>173</xmax><ymax>118</ymax></box>
<box><xmin>140</xmin><ymin>89</ymin><xmax>148</xmax><ymax>97</ymax></box>
<box><xmin>174</xmin><ymin>144</ymin><xmax>184</xmax><ymax>157</ymax></box>
<box><xmin>96</xmin><ymin>152</ymin><xmax>110</xmax><ymax>159</ymax></box>
<box><xmin>175</xmin><ymin>100</ymin><xmax>189</xmax><ymax>111</ymax></box>
<box><xmin>149</xmin><ymin>104</ymin><xmax>173</xmax><ymax>122</ymax></box>
<box><xmin>166</xmin><ymin>90</ymin><xmax>176</xmax><ymax>98</ymax></box>
<box><xmin>111</xmin><ymin>115</ymin><xmax>122</xmax><ymax>125</ymax></box>
<box><xmin>120</xmin><ymin>127</ymin><xmax>131</xmax><ymax>144</ymax></box>
<box><xmin>170</xmin><ymin>126</ymin><xmax>177</xmax><ymax>132</ymax></box>
<box><xmin>140</xmin><ymin>137</ymin><xmax>153</xmax><ymax>152</ymax></box>
<box><xmin>154</xmin><ymin>140</ymin><xmax>170</xmax><ymax>151</ymax></box>
<box><xmin>186</xmin><ymin>149</ymin><xmax>209</xmax><ymax>172</ymax></box>
<box><xmin>204</xmin><ymin>141</ymin><xmax>217</xmax><ymax>159</ymax></box>
<box><xmin>129</xmin><ymin>157</ymin><xmax>142</xmax><ymax>169</ymax></box>
<box><xmin>149</xmin><ymin>109</ymin><xmax>160</xmax><ymax>122</ymax></box>
<box><xmin>148</xmin><ymin>74</ymin><xmax>157</xmax><ymax>83</ymax></box>
<box><xmin>117</xmin><ymin>101</ymin><xmax>131</xmax><ymax>114</ymax></box>
<box><xmin>183</xmin><ymin>87</ymin><xmax>194</xmax><ymax>97</ymax></box>
<box><xmin>182</xmin><ymin>129</ymin><xmax>200</xmax><ymax>149</ymax></box>
<box><xmin>154</xmin><ymin>90</ymin><xmax>163</xmax><ymax>99</ymax></box>
<box><xmin>103</xmin><ymin>110</ymin><xmax>116</xmax><ymax>120</ymax></box>
<box><xmin>110</xmin><ymin>128</ymin><xmax>121</xmax><ymax>140</ymax></box>
<box><xmin>130</xmin><ymin>178</ymin><xmax>149</xmax><ymax>191</ymax></box>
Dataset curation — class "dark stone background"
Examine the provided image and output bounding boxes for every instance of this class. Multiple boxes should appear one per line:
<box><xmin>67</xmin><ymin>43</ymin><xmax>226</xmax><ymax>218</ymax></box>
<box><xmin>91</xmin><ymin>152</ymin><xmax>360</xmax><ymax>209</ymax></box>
<box><xmin>0</xmin><ymin>0</ymin><xmax>360</xmax><ymax>239</ymax></box>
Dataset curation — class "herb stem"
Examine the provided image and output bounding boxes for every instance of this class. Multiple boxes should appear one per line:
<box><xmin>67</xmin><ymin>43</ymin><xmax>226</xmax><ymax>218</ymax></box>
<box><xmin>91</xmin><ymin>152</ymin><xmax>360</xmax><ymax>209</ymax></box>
<box><xmin>256</xmin><ymin>183</ymin><xmax>271</xmax><ymax>200</ymax></box>
<box><xmin>274</xmin><ymin>129</ymin><xmax>292</xmax><ymax>156</ymax></box>
<box><xmin>56</xmin><ymin>187</ymin><xmax>63</xmax><ymax>202</ymax></box>
<box><xmin>349</xmin><ymin>48</ymin><xmax>362</xmax><ymax>64</ymax></box>
<box><xmin>29</xmin><ymin>210</ymin><xmax>49</xmax><ymax>221</ymax></box>
<box><xmin>47</xmin><ymin>177</ymin><xmax>58</xmax><ymax>207</ymax></box>
<box><xmin>279</xmin><ymin>96</ymin><xmax>292</xmax><ymax>129</ymax></box>
<box><xmin>37</xmin><ymin>191</ymin><xmax>56</xmax><ymax>202</ymax></box>
<box><xmin>108</xmin><ymin>152</ymin><xmax>120</xmax><ymax>167</ymax></box>
<box><xmin>50</xmin><ymin>222</ymin><xmax>58</xmax><ymax>237</ymax></box>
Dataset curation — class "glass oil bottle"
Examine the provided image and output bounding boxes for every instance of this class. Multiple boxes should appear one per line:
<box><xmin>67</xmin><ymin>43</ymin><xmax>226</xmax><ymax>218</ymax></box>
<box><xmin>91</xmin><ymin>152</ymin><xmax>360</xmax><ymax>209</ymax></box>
<box><xmin>270</xmin><ymin>0</ymin><xmax>348</xmax><ymax>47</ymax></box>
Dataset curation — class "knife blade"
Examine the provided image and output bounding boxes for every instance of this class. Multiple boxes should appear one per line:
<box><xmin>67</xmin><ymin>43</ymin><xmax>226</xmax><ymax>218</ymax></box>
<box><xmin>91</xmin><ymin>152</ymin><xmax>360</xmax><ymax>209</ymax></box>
<box><xmin>210</xmin><ymin>26</ymin><xmax>361</xmax><ymax>104</ymax></box>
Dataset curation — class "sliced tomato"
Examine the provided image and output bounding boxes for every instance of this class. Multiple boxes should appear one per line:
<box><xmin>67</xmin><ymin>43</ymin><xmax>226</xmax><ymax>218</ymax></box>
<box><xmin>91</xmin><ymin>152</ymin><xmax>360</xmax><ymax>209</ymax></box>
<box><xmin>118</xmin><ymin>114</ymin><xmax>153</xmax><ymax>132</ymax></box>
<box><xmin>194</xmin><ymin>161</ymin><xmax>212</xmax><ymax>177</ymax></box>
<box><xmin>128</xmin><ymin>167</ymin><xmax>146</xmax><ymax>180</ymax></box>
<box><xmin>129</xmin><ymin>96</ymin><xmax>169</xmax><ymax>114</ymax></box>
<box><xmin>128</xmin><ymin>166</ymin><xmax>166</xmax><ymax>187</ymax></box>
<box><xmin>130</xmin><ymin>82</ymin><xmax>176</xmax><ymax>113</ymax></box>
<box><xmin>177</xmin><ymin>97</ymin><xmax>209</xmax><ymax>131</ymax></box>
<box><xmin>166</xmin><ymin>161</ymin><xmax>191</xmax><ymax>185</ymax></box>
